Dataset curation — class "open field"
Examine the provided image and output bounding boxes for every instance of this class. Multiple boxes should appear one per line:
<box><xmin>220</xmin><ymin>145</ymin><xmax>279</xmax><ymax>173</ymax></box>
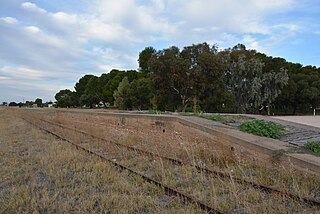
<box><xmin>1</xmin><ymin>107</ymin><xmax>320</xmax><ymax>213</ymax></box>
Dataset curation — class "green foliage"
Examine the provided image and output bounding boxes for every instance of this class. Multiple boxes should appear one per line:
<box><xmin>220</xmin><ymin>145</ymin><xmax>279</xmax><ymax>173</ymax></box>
<box><xmin>274</xmin><ymin>64</ymin><xmax>320</xmax><ymax>114</ymax></box>
<box><xmin>227</xmin><ymin>53</ymin><xmax>289</xmax><ymax>113</ymax></box>
<box><xmin>205</xmin><ymin>114</ymin><xmax>225</xmax><ymax>122</ymax></box>
<box><xmin>34</xmin><ymin>98</ymin><xmax>43</xmax><ymax>107</ymax></box>
<box><xmin>149</xmin><ymin>43</ymin><xmax>226</xmax><ymax>112</ymax></box>
<box><xmin>113</xmin><ymin>77</ymin><xmax>131</xmax><ymax>109</ymax></box>
<box><xmin>201</xmin><ymin>114</ymin><xmax>251</xmax><ymax>124</ymax></box>
<box><xmin>303</xmin><ymin>142</ymin><xmax>320</xmax><ymax>154</ymax></box>
<box><xmin>129</xmin><ymin>77</ymin><xmax>152</xmax><ymax>110</ymax></box>
<box><xmin>55</xmin><ymin>89</ymin><xmax>77</xmax><ymax>108</ymax></box>
<box><xmin>138</xmin><ymin>46</ymin><xmax>156</xmax><ymax>72</ymax></box>
<box><xmin>240</xmin><ymin>120</ymin><xmax>285</xmax><ymax>139</ymax></box>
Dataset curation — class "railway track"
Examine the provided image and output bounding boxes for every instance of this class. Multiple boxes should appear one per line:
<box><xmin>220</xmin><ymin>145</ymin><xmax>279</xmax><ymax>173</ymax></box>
<box><xmin>22</xmin><ymin>116</ymin><xmax>221</xmax><ymax>213</ymax></box>
<box><xmin>21</xmin><ymin>114</ymin><xmax>320</xmax><ymax>213</ymax></box>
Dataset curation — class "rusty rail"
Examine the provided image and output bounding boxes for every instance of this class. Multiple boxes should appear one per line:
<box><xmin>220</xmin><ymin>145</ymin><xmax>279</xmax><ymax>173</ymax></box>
<box><xmin>23</xmin><ymin>115</ymin><xmax>320</xmax><ymax>210</ymax></box>
<box><xmin>23</xmin><ymin>117</ymin><xmax>223</xmax><ymax>214</ymax></box>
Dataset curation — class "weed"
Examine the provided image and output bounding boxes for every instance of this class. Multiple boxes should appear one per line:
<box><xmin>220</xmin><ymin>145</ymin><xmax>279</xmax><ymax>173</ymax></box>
<box><xmin>304</xmin><ymin>141</ymin><xmax>320</xmax><ymax>154</ymax></box>
<box><xmin>239</xmin><ymin>120</ymin><xmax>285</xmax><ymax>139</ymax></box>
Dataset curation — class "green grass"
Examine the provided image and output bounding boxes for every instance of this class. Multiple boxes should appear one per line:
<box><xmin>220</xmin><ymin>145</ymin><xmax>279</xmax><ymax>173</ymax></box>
<box><xmin>240</xmin><ymin>120</ymin><xmax>285</xmax><ymax>139</ymax></box>
<box><xmin>303</xmin><ymin>142</ymin><xmax>320</xmax><ymax>154</ymax></box>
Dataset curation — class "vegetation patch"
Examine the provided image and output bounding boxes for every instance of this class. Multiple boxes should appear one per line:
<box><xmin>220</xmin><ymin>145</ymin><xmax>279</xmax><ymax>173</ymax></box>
<box><xmin>240</xmin><ymin>120</ymin><xmax>285</xmax><ymax>139</ymax></box>
<box><xmin>202</xmin><ymin>114</ymin><xmax>250</xmax><ymax>124</ymax></box>
<box><xmin>303</xmin><ymin>142</ymin><xmax>320</xmax><ymax>154</ymax></box>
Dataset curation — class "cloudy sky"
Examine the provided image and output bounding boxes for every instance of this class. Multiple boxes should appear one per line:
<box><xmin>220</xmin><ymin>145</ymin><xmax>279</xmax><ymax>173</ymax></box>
<box><xmin>0</xmin><ymin>0</ymin><xmax>319</xmax><ymax>102</ymax></box>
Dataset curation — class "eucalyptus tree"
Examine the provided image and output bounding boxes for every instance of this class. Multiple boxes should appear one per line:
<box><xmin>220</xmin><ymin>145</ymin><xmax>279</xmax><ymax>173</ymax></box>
<box><xmin>261</xmin><ymin>68</ymin><xmax>289</xmax><ymax>115</ymax></box>
<box><xmin>149</xmin><ymin>43</ymin><xmax>226</xmax><ymax>112</ymax></box>
<box><xmin>226</xmin><ymin>45</ymin><xmax>289</xmax><ymax>114</ymax></box>
<box><xmin>228</xmin><ymin>55</ymin><xmax>264</xmax><ymax>113</ymax></box>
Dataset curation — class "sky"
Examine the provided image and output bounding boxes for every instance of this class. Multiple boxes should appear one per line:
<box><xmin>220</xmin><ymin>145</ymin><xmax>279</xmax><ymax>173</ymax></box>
<box><xmin>0</xmin><ymin>0</ymin><xmax>319</xmax><ymax>102</ymax></box>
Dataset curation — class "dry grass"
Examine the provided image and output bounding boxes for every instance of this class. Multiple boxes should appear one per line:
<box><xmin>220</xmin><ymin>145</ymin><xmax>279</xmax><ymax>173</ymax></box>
<box><xmin>4</xmin><ymin>108</ymin><xmax>320</xmax><ymax>213</ymax></box>
<box><xmin>0</xmin><ymin>108</ymin><xmax>203</xmax><ymax>213</ymax></box>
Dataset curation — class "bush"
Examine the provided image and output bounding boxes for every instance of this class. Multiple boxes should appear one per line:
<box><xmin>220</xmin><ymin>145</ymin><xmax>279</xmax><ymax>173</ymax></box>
<box><xmin>240</xmin><ymin>120</ymin><xmax>285</xmax><ymax>139</ymax></box>
<box><xmin>304</xmin><ymin>142</ymin><xmax>320</xmax><ymax>154</ymax></box>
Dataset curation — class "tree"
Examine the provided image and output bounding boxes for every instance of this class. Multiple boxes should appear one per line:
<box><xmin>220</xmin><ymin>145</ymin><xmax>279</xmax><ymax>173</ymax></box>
<box><xmin>149</xmin><ymin>46</ymin><xmax>190</xmax><ymax>111</ymax></box>
<box><xmin>34</xmin><ymin>98</ymin><xmax>43</xmax><ymax>107</ymax></box>
<box><xmin>100</xmin><ymin>69</ymin><xmax>139</xmax><ymax>107</ymax></box>
<box><xmin>25</xmin><ymin>101</ymin><xmax>33</xmax><ymax>107</ymax></box>
<box><xmin>181</xmin><ymin>43</ymin><xmax>226</xmax><ymax>112</ymax></box>
<box><xmin>8</xmin><ymin>102</ymin><xmax>18</xmax><ymax>106</ymax></box>
<box><xmin>113</xmin><ymin>77</ymin><xmax>131</xmax><ymax>109</ymax></box>
<box><xmin>129</xmin><ymin>77</ymin><xmax>152</xmax><ymax>110</ymax></box>
<box><xmin>274</xmin><ymin>64</ymin><xmax>320</xmax><ymax>114</ymax></box>
<box><xmin>138</xmin><ymin>47</ymin><xmax>156</xmax><ymax>72</ymax></box>
<box><xmin>55</xmin><ymin>89</ymin><xmax>73</xmax><ymax>107</ymax></box>
<box><xmin>227</xmin><ymin>50</ymin><xmax>289</xmax><ymax>113</ymax></box>
<box><xmin>260</xmin><ymin>68</ymin><xmax>289</xmax><ymax>115</ymax></box>
<box><xmin>82</xmin><ymin>76</ymin><xmax>100</xmax><ymax>108</ymax></box>
<box><xmin>74</xmin><ymin>74</ymin><xmax>94</xmax><ymax>105</ymax></box>
<box><xmin>227</xmin><ymin>55</ymin><xmax>264</xmax><ymax>113</ymax></box>
<box><xmin>149</xmin><ymin>43</ymin><xmax>226</xmax><ymax>112</ymax></box>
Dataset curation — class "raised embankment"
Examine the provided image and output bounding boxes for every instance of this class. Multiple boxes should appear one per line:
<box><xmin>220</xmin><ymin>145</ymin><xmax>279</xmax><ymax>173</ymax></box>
<box><xmin>25</xmin><ymin>108</ymin><xmax>320</xmax><ymax>174</ymax></box>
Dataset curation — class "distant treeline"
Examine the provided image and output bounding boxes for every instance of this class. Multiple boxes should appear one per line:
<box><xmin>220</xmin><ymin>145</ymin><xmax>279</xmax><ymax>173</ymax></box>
<box><xmin>55</xmin><ymin>43</ymin><xmax>320</xmax><ymax>115</ymax></box>
<box><xmin>2</xmin><ymin>98</ymin><xmax>53</xmax><ymax>108</ymax></box>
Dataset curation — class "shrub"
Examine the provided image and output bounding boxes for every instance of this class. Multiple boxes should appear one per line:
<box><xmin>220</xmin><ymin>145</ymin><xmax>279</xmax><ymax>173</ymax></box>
<box><xmin>240</xmin><ymin>120</ymin><xmax>285</xmax><ymax>139</ymax></box>
<box><xmin>303</xmin><ymin>142</ymin><xmax>320</xmax><ymax>154</ymax></box>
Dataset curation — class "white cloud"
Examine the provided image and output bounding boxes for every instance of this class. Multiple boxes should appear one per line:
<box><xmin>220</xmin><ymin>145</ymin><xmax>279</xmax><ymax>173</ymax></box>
<box><xmin>241</xmin><ymin>35</ymin><xmax>262</xmax><ymax>51</ymax></box>
<box><xmin>25</xmin><ymin>25</ymin><xmax>40</xmax><ymax>33</ymax></box>
<box><xmin>21</xmin><ymin>2</ymin><xmax>47</xmax><ymax>14</ymax></box>
<box><xmin>0</xmin><ymin>66</ymin><xmax>54</xmax><ymax>80</ymax></box>
<box><xmin>0</xmin><ymin>17</ymin><xmax>18</xmax><ymax>24</ymax></box>
<box><xmin>170</xmin><ymin>0</ymin><xmax>297</xmax><ymax>37</ymax></box>
<box><xmin>0</xmin><ymin>76</ymin><xmax>11</xmax><ymax>80</ymax></box>
<box><xmin>0</xmin><ymin>78</ymin><xmax>72</xmax><ymax>102</ymax></box>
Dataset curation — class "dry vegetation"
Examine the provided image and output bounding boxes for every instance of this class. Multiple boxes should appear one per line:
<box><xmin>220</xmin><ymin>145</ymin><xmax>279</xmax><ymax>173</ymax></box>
<box><xmin>0</xmin><ymin>108</ymin><xmax>202</xmax><ymax>213</ymax></box>
<box><xmin>1</xmin><ymin>107</ymin><xmax>320</xmax><ymax>213</ymax></box>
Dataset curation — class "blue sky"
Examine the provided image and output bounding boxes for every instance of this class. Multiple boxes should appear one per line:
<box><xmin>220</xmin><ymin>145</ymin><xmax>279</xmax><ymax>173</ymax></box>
<box><xmin>0</xmin><ymin>0</ymin><xmax>319</xmax><ymax>102</ymax></box>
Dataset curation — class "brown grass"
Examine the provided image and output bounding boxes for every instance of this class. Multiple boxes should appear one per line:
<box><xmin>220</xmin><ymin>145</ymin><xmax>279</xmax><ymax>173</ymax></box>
<box><xmin>0</xmin><ymin>108</ymin><xmax>203</xmax><ymax>213</ymax></box>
